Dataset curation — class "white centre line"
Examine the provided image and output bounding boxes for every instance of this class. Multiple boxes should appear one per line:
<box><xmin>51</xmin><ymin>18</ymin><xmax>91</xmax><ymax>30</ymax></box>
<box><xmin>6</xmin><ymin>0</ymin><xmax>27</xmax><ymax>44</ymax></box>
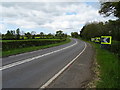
<box><xmin>40</xmin><ymin>42</ymin><xmax>87</xmax><ymax>89</ymax></box>
<box><xmin>0</xmin><ymin>39</ymin><xmax>78</xmax><ymax>71</ymax></box>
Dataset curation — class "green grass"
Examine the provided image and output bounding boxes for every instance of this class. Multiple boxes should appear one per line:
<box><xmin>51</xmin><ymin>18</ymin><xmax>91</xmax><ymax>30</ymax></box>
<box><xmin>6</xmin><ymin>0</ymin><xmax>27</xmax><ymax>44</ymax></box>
<box><xmin>80</xmin><ymin>38</ymin><xmax>119</xmax><ymax>88</ymax></box>
<box><xmin>2</xmin><ymin>38</ymin><xmax>71</xmax><ymax>57</ymax></box>
<box><xmin>91</xmin><ymin>42</ymin><xmax>119</xmax><ymax>88</ymax></box>
<box><xmin>35</xmin><ymin>37</ymin><xmax>40</xmax><ymax>39</ymax></box>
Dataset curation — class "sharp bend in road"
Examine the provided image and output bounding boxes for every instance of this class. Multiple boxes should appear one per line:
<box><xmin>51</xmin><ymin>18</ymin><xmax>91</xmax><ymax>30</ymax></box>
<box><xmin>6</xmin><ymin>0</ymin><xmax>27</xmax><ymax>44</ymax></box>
<box><xmin>2</xmin><ymin>38</ymin><xmax>86</xmax><ymax>88</ymax></box>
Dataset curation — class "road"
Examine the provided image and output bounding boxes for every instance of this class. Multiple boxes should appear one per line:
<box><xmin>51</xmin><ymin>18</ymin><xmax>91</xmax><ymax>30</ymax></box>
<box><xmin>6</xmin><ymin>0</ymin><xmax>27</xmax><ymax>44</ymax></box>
<box><xmin>2</xmin><ymin>38</ymin><xmax>89</xmax><ymax>88</ymax></box>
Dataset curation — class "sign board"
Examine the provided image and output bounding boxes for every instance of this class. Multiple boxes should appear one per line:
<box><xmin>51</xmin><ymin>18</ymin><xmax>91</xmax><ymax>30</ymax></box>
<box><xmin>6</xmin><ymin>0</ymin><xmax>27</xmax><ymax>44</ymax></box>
<box><xmin>95</xmin><ymin>37</ymin><xmax>100</xmax><ymax>42</ymax></box>
<box><xmin>101</xmin><ymin>36</ymin><xmax>112</xmax><ymax>44</ymax></box>
<box><xmin>91</xmin><ymin>38</ymin><xmax>95</xmax><ymax>42</ymax></box>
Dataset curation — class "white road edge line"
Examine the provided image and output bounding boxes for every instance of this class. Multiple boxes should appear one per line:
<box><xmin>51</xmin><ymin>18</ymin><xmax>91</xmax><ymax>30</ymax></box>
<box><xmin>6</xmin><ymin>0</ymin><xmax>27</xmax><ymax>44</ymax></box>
<box><xmin>40</xmin><ymin>42</ymin><xmax>87</xmax><ymax>89</ymax></box>
<box><xmin>0</xmin><ymin>39</ymin><xmax>78</xmax><ymax>71</ymax></box>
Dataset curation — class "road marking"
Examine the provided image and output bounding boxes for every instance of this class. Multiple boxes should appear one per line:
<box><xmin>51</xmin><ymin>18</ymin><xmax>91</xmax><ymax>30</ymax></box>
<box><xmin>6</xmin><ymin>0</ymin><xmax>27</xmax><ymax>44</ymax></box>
<box><xmin>0</xmin><ymin>39</ymin><xmax>78</xmax><ymax>71</ymax></box>
<box><xmin>40</xmin><ymin>42</ymin><xmax>87</xmax><ymax>89</ymax></box>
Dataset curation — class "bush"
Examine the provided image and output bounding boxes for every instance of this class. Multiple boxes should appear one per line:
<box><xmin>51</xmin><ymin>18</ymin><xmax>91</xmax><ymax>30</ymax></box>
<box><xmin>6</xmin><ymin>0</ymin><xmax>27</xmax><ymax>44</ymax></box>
<box><xmin>2</xmin><ymin>39</ymin><xmax>66</xmax><ymax>51</ymax></box>
<box><xmin>110</xmin><ymin>41</ymin><xmax>120</xmax><ymax>58</ymax></box>
<box><xmin>100</xmin><ymin>41</ymin><xmax>120</xmax><ymax>58</ymax></box>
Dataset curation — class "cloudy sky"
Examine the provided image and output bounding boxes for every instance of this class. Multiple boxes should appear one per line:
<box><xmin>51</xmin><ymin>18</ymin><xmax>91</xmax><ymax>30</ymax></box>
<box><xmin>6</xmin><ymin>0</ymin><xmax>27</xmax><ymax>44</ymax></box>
<box><xmin>0</xmin><ymin>1</ymin><xmax>117</xmax><ymax>35</ymax></box>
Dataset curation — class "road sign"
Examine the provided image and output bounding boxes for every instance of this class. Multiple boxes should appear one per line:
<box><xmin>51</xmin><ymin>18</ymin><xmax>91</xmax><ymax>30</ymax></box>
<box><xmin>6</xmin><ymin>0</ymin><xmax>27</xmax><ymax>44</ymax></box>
<box><xmin>95</xmin><ymin>37</ymin><xmax>100</xmax><ymax>42</ymax></box>
<box><xmin>91</xmin><ymin>38</ymin><xmax>95</xmax><ymax>42</ymax></box>
<box><xmin>101</xmin><ymin>36</ymin><xmax>112</xmax><ymax>44</ymax></box>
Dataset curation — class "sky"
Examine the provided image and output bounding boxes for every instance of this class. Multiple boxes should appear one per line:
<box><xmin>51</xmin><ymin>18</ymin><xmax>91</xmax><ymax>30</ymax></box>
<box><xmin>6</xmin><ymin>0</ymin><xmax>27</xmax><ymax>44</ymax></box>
<box><xmin>0</xmin><ymin>1</ymin><xmax>118</xmax><ymax>35</ymax></box>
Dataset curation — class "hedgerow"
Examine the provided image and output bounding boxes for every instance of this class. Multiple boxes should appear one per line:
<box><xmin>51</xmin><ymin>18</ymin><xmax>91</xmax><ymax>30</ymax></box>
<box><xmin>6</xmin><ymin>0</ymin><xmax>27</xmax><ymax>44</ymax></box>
<box><xmin>2</xmin><ymin>39</ymin><xmax>66</xmax><ymax>51</ymax></box>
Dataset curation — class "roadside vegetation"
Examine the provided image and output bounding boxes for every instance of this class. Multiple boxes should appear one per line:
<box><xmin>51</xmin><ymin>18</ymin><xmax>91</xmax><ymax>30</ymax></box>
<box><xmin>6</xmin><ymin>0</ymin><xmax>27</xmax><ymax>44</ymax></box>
<box><xmin>2</xmin><ymin>38</ymin><xmax>71</xmax><ymax>57</ymax></box>
<box><xmin>78</xmin><ymin>2</ymin><xmax>120</xmax><ymax>88</ymax></box>
<box><xmin>1</xmin><ymin>1</ymin><xmax>119</xmax><ymax>88</ymax></box>
<box><xmin>91</xmin><ymin>42</ymin><xmax>119</xmax><ymax>88</ymax></box>
<box><xmin>1</xmin><ymin>29</ymin><xmax>70</xmax><ymax>57</ymax></box>
<box><xmin>2</xmin><ymin>39</ymin><xmax>66</xmax><ymax>51</ymax></box>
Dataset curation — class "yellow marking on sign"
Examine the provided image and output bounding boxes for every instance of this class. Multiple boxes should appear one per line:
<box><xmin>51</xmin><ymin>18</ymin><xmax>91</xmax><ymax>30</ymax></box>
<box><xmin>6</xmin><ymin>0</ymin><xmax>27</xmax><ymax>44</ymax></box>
<box><xmin>101</xmin><ymin>36</ymin><xmax>112</xmax><ymax>44</ymax></box>
<box><xmin>95</xmin><ymin>37</ymin><xmax>100</xmax><ymax>42</ymax></box>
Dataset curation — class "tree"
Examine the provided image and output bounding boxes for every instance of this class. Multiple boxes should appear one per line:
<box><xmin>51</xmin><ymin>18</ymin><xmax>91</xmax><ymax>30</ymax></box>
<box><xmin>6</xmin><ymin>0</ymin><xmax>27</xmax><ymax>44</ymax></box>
<box><xmin>40</xmin><ymin>32</ymin><xmax>44</xmax><ymax>38</ymax></box>
<box><xmin>16</xmin><ymin>28</ymin><xmax>20</xmax><ymax>39</ymax></box>
<box><xmin>5</xmin><ymin>30</ymin><xmax>15</xmax><ymax>40</ymax></box>
<box><xmin>63</xmin><ymin>33</ymin><xmax>67</xmax><ymax>38</ymax></box>
<box><xmin>55</xmin><ymin>30</ymin><xmax>64</xmax><ymax>39</ymax></box>
<box><xmin>80</xmin><ymin>20</ymin><xmax>120</xmax><ymax>41</ymax></box>
<box><xmin>106</xmin><ymin>20</ymin><xmax>120</xmax><ymax>41</ymax></box>
<box><xmin>80</xmin><ymin>22</ymin><xmax>109</xmax><ymax>40</ymax></box>
<box><xmin>99</xmin><ymin>1</ymin><xmax>120</xmax><ymax>41</ymax></box>
<box><xmin>2</xmin><ymin>34</ymin><xmax>5</xmax><ymax>39</ymax></box>
<box><xmin>21</xmin><ymin>31</ymin><xmax>25</xmax><ymax>39</ymax></box>
<box><xmin>99</xmin><ymin>1</ymin><xmax>120</xmax><ymax>19</ymax></box>
<box><xmin>0</xmin><ymin>32</ymin><xmax>2</xmax><ymax>40</ymax></box>
<box><xmin>47</xmin><ymin>33</ymin><xmax>54</xmax><ymax>39</ymax></box>
<box><xmin>31</xmin><ymin>31</ymin><xmax>36</xmax><ymax>39</ymax></box>
<box><xmin>71</xmin><ymin>32</ymin><xmax>79</xmax><ymax>38</ymax></box>
<box><xmin>25</xmin><ymin>32</ymin><xmax>31</xmax><ymax>39</ymax></box>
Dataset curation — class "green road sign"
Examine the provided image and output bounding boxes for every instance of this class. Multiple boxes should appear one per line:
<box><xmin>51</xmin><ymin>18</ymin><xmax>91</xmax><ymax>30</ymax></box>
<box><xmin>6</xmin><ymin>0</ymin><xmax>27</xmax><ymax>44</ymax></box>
<box><xmin>101</xmin><ymin>36</ymin><xmax>112</xmax><ymax>44</ymax></box>
<box><xmin>95</xmin><ymin>37</ymin><xmax>100</xmax><ymax>42</ymax></box>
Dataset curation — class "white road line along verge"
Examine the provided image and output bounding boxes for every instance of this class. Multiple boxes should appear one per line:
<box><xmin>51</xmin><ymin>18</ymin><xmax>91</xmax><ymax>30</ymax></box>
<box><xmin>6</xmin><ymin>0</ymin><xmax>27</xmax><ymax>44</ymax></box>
<box><xmin>40</xmin><ymin>42</ymin><xmax>87</xmax><ymax>89</ymax></box>
<box><xmin>0</xmin><ymin>39</ymin><xmax>78</xmax><ymax>71</ymax></box>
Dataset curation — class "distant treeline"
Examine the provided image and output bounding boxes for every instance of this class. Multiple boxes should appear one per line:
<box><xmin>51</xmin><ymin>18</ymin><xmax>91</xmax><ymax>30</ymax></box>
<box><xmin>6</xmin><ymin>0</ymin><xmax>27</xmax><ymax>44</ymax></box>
<box><xmin>71</xmin><ymin>32</ymin><xmax>79</xmax><ymax>38</ymax></box>
<box><xmin>80</xmin><ymin>20</ymin><xmax>120</xmax><ymax>57</ymax></box>
<box><xmin>80</xmin><ymin>20</ymin><xmax>120</xmax><ymax>41</ymax></box>
<box><xmin>1</xmin><ymin>29</ymin><xmax>67</xmax><ymax>40</ymax></box>
<box><xmin>80</xmin><ymin>1</ymin><xmax>120</xmax><ymax>41</ymax></box>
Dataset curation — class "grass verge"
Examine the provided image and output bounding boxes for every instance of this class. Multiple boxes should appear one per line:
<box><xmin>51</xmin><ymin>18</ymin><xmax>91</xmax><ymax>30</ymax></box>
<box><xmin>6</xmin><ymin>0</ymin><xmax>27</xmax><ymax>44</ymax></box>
<box><xmin>2</xmin><ymin>38</ymin><xmax>71</xmax><ymax>57</ymax></box>
<box><xmin>91</xmin><ymin>42</ymin><xmax>119</xmax><ymax>88</ymax></box>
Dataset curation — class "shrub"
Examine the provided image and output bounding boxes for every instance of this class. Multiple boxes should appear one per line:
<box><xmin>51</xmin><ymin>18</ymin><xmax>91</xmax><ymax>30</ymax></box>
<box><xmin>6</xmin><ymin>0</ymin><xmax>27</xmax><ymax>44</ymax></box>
<box><xmin>110</xmin><ymin>41</ymin><xmax>120</xmax><ymax>58</ymax></box>
<box><xmin>2</xmin><ymin>39</ymin><xmax>66</xmax><ymax>51</ymax></box>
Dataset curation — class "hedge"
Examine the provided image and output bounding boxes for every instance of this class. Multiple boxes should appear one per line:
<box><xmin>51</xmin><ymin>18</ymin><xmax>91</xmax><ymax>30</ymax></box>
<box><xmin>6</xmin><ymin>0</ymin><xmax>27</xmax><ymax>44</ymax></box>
<box><xmin>2</xmin><ymin>39</ymin><xmax>66</xmax><ymax>51</ymax></box>
<box><xmin>101</xmin><ymin>41</ymin><xmax>120</xmax><ymax>58</ymax></box>
<box><xmin>110</xmin><ymin>41</ymin><xmax>120</xmax><ymax>58</ymax></box>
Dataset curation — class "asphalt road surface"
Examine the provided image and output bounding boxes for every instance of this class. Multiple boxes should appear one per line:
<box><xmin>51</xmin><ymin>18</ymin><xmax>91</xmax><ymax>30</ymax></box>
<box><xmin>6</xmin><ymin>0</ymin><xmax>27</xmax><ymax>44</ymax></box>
<box><xmin>2</xmin><ymin>38</ymin><xmax>93</xmax><ymax>89</ymax></box>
